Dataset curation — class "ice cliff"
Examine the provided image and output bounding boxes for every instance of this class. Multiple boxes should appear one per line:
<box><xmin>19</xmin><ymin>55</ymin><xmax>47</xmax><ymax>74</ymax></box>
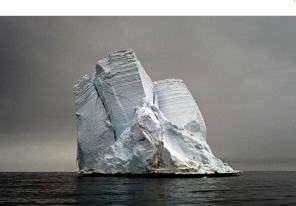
<box><xmin>74</xmin><ymin>49</ymin><xmax>240</xmax><ymax>175</ymax></box>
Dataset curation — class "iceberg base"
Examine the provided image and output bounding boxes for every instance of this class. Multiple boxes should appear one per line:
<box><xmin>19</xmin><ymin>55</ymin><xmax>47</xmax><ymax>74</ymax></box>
<box><xmin>78</xmin><ymin>170</ymin><xmax>242</xmax><ymax>177</ymax></box>
<box><xmin>78</xmin><ymin>102</ymin><xmax>241</xmax><ymax>176</ymax></box>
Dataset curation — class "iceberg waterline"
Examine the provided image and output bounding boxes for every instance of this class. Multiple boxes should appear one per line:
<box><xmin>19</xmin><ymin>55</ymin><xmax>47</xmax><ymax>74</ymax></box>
<box><xmin>74</xmin><ymin>49</ymin><xmax>240</xmax><ymax>175</ymax></box>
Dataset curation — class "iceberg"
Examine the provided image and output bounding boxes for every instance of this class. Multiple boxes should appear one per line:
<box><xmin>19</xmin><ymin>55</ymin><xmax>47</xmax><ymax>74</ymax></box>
<box><xmin>74</xmin><ymin>49</ymin><xmax>240</xmax><ymax>176</ymax></box>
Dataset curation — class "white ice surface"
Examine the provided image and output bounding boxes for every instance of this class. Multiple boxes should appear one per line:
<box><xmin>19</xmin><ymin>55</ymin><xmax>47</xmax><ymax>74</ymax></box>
<box><xmin>153</xmin><ymin>79</ymin><xmax>207</xmax><ymax>138</ymax></box>
<box><xmin>74</xmin><ymin>75</ymin><xmax>115</xmax><ymax>170</ymax></box>
<box><xmin>95</xmin><ymin>49</ymin><xmax>154</xmax><ymax>139</ymax></box>
<box><xmin>82</xmin><ymin>103</ymin><xmax>234</xmax><ymax>175</ymax></box>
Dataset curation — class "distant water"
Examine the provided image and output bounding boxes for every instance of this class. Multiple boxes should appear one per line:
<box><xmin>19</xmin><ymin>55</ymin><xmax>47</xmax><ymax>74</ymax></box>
<box><xmin>0</xmin><ymin>172</ymin><xmax>295</xmax><ymax>205</ymax></box>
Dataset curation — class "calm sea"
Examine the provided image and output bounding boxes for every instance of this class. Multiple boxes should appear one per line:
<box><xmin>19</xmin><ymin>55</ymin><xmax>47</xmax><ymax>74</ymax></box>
<box><xmin>0</xmin><ymin>172</ymin><xmax>295</xmax><ymax>205</ymax></box>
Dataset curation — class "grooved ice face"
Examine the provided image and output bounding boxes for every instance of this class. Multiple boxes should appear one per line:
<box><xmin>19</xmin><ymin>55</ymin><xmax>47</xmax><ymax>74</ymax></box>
<box><xmin>153</xmin><ymin>79</ymin><xmax>207</xmax><ymax>138</ymax></box>
<box><xmin>94</xmin><ymin>50</ymin><xmax>154</xmax><ymax>139</ymax></box>
<box><xmin>74</xmin><ymin>75</ymin><xmax>115</xmax><ymax>170</ymax></box>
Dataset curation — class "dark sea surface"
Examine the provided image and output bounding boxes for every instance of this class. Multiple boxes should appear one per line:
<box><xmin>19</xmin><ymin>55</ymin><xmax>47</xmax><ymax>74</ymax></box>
<box><xmin>0</xmin><ymin>172</ymin><xmax>295</xmax><ymax>205</ymax></box>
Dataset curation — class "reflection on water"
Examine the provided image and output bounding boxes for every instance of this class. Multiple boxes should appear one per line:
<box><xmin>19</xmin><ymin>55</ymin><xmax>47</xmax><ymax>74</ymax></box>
<box><xmin>0</xmin><ymin>172</ymin><xmax>295</xmax><ymax>205</ymax></box>
<box><xmin>76</xmin><ymin>176</ymin><xmax>232</xmax><ymax>205</ymax></box>
<box><xmin>76</xmin><ymin>172</ymin><xmax>296</xmax><ymax>205</ymax></box>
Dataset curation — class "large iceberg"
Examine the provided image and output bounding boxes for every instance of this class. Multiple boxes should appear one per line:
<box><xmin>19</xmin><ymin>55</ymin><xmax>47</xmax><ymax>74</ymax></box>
<box><xmin>74</xmin><ymin>49</ymin><xmax>240</xmax><ymax>176</ymax></box>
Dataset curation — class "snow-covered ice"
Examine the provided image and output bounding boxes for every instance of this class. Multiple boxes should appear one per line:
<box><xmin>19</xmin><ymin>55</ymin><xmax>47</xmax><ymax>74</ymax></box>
<box><xmin>74</xmin><ymin>49</ymin><xmax>240</xmax><ymax>175</ymax></box>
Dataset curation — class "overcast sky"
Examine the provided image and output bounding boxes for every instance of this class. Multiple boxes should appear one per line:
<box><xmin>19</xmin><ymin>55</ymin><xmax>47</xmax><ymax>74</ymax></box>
<box><xmin>0</xmin><ymin>17</ymin><xmax>295</xmax><ymax>171</ymax></box>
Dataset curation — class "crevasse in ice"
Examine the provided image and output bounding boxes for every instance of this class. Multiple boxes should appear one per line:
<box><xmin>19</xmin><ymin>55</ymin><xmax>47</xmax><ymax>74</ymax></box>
<box><xmin>74</xmin><ymin>49</ymin><xmax>240</xmax><ymax>175</ymax></box>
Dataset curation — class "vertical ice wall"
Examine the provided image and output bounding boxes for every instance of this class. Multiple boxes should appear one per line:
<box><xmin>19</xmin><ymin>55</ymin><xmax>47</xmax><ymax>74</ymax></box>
<box><xmin>74</xmin><ymin>75</ymin><xmax>115</xmax><ymax>170</ymax></box>
<box><xmin>95</xmin><ymin>49</ymin><xmax>154</xmax><ymax>139</ymax></box>
<box><xmin>153</xmin><ymin>79</ymin><xmax>207</xmax><ymax>137</ymax></box>
<box><xmin>138</xmin><ymin>60</ymin><xmax>155</xmax><ymax>107</ymax></box>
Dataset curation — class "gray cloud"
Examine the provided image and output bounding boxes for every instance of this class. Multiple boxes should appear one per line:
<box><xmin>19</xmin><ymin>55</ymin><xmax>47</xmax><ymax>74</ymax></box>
<box><xmin>0</xmin><ymin>17</ymin><xmax>295</xmax><ymax>171</ymax></box>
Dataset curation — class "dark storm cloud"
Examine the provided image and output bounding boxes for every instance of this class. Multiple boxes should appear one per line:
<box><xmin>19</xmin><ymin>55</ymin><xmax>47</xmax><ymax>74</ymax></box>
<box><xmin>0</xmin><ymin>17</ymin><xmax>295</xmax><ymax>171</ymax></box>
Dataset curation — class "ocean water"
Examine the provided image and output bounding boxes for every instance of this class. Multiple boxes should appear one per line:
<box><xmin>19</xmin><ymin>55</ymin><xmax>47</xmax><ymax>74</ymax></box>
<box><xmin>0</xmin><ymin>172</ymin><xmax>295</xmax><ymax>205</ymax></box>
